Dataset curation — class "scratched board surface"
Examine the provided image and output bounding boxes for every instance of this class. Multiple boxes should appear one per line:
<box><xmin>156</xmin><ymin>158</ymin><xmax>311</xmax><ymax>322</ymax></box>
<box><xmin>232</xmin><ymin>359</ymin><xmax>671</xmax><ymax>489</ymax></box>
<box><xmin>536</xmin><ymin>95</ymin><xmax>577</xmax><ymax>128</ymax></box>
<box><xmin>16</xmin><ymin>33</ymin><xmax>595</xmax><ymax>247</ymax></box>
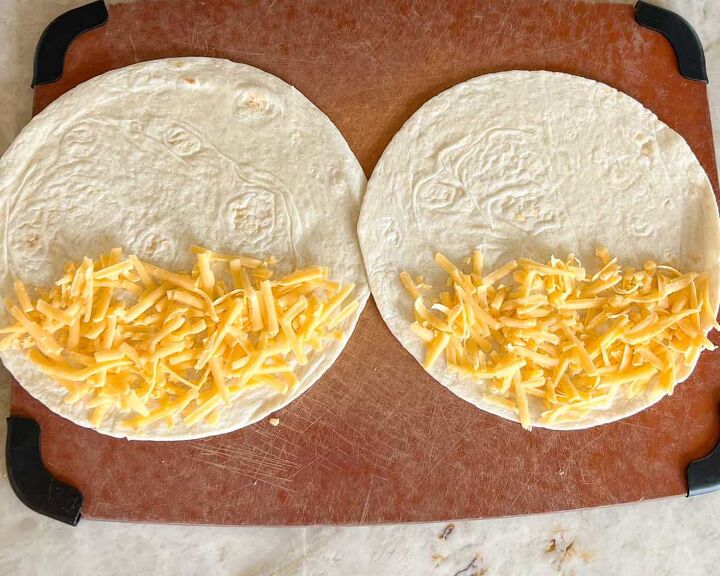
<box><xmin>11</xmin><ymin>0</ymin><xmax>720</xmax><ymax>524</ymax></box>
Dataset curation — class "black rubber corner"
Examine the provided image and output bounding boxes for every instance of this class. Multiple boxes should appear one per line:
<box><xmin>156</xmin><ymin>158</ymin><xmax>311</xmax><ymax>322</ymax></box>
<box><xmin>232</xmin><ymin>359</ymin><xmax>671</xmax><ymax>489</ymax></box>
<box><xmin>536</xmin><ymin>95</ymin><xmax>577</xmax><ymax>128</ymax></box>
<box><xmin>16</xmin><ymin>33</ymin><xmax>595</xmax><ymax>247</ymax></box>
<box><xmin>687</xmin><ymin>436</ymin><xmax>720</xmax><ymax>497</ymax></box>
<box><xmin>635</xmin><ymin>1</ymin><xmax>708</xmax><ymax>83</ymax></box>
<box><xmin>6</xmin><ymin>417</ymin><xmax>83</xmax><ymax>526</ymax></box>
<box><xmin>32</xmin><ymin>0</ymin><xmax>108</xmax><ymax>87</ymax></box>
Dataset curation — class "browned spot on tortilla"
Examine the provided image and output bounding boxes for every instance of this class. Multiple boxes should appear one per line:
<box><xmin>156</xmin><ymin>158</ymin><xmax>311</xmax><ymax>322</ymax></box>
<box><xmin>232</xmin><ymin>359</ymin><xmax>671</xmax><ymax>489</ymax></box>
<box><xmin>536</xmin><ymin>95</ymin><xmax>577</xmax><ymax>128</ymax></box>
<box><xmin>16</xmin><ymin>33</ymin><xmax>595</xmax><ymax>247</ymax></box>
<box><xmin>25</xmin><ymin>234</ymin><xmax>39</xmax><ymax>249</ymax></box>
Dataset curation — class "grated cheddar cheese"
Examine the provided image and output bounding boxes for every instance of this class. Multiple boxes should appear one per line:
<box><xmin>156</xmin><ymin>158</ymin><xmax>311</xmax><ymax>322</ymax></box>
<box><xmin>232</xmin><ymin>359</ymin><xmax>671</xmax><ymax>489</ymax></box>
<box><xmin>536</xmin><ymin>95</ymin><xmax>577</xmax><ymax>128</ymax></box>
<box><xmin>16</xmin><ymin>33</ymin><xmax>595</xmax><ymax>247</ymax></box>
<box><xmin>402</xmin><ymin>248</ymin><xmax>718</xmax><ymax>430</ymax></box>
<box><xmin>1</xmin><ymin>246</ymin><xmax>356</xmax><ymax>432</ymax></box>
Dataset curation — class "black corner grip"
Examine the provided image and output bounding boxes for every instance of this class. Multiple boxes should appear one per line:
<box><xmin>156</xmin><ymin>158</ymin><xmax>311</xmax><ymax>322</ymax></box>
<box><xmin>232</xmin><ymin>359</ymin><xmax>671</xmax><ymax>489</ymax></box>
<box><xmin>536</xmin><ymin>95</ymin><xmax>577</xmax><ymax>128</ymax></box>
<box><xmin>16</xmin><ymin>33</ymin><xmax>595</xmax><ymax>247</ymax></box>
<box><xmin>6</xmin><ymin>417</ymin><xmax>83</xmax><ymax>526</ymax></box>
<box><xmin>635</xmin><ymin>1</ymin><xmax>708</xmax><ymax>83</ymax></box>
<box><xmin>687</xmin><ymin>437</ymin><xmax>720</xmax><ymax>497</ymax></box>
<box><xmin>32</xmin><ymin>0</ymin><xmax>109</xmax><ymax>87</ymax></box>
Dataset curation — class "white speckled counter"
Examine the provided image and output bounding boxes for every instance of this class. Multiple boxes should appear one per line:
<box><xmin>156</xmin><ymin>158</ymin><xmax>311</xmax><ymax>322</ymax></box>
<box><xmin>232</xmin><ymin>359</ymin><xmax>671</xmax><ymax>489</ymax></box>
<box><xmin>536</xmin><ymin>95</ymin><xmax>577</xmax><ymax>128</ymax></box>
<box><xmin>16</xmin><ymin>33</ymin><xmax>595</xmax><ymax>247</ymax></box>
<box><xmin>1</xmin><ymin>1</ymin><xmax>720</xmax><ymax>574</ymax></box>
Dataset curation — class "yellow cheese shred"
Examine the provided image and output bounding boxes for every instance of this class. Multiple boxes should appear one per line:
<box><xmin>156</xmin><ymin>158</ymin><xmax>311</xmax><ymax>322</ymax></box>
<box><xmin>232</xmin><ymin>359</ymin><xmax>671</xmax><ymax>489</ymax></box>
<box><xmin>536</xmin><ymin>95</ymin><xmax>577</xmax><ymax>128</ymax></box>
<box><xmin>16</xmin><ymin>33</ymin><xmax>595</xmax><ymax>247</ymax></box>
<box><xmin>402</xmin><ymin>249</ymin><xmax>717</xmax><ymax>430</ymax></box>
<box><xmin>2</xmin><ymin>247</ymin><xmax>358</xmax><ymax>432</ymax></box>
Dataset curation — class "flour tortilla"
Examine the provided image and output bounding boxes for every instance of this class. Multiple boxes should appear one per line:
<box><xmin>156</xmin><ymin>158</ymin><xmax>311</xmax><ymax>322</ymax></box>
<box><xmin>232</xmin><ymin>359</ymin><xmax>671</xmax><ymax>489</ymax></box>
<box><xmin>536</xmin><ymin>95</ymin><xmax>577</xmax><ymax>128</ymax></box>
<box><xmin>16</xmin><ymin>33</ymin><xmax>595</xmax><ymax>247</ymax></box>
<box><xmin>0</xmin><ymin>57</ymin><xmax>369</xmax><ymax>440</ymax></box>
<box><xmin>358</xmin><ymin>70</ymin><xmax>720</xmax><ymax>430</ymax></box>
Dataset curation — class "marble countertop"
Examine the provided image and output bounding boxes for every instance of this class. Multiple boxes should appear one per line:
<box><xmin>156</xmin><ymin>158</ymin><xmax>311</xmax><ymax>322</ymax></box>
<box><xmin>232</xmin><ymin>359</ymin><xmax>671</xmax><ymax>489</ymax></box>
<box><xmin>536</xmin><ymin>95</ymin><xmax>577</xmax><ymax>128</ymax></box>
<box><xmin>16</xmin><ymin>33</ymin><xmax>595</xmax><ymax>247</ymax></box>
<box><xmin>2</xmin><ymin>1</ymin><xmax>720</xmax><ymax>574</ymax></box>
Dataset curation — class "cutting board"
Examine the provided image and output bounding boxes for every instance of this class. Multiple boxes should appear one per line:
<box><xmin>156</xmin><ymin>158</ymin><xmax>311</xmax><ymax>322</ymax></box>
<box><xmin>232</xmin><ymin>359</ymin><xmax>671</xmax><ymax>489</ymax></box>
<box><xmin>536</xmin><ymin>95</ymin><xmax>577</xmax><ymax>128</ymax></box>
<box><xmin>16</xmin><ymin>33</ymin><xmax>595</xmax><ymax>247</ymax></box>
<box><xmin>8</xmin><ymin>0</ymin><xmax>720</xmax><ymax>525</ymax></box>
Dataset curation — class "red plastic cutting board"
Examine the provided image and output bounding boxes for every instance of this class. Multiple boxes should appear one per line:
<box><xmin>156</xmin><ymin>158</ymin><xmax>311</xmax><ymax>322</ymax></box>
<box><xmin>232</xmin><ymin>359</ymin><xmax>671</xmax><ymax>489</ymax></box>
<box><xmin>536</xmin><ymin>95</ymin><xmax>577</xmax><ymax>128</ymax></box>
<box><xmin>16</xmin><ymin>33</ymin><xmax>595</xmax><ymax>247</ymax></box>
<box><xmin>10</xmin><ymin>0</ymin><xmax>720</xmax><ymax>524</ymax></box>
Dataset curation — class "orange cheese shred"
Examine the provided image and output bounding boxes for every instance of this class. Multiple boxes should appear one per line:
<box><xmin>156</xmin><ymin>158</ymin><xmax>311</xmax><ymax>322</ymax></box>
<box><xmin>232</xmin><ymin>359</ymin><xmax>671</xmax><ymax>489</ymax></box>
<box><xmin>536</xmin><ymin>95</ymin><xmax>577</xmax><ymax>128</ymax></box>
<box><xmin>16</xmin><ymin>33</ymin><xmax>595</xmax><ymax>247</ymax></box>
<box><xmin>2</xmin><ymin>247</ymin><xmax>358</xmax><ymax>432</ymax></box>
<box><xmin>402</xmin><ymin>249</ymin><xmax>716</xmax><ymax>430</ymax></box>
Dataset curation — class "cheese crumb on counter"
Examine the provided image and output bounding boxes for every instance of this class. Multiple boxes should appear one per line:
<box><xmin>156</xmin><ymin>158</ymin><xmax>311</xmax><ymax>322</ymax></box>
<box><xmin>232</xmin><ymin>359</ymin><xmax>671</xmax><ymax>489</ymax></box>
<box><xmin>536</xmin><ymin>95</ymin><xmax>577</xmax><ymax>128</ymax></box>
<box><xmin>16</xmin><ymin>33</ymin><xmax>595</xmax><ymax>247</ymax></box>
<box><xmin>401</xmin><ymin>248</ymin><xmax>717</xmax><ymax>430</ymax></box>
<box><xmin>1</xmin><ymin>246</ymin><xmax>357</xmax><ymax>431</ymax></box>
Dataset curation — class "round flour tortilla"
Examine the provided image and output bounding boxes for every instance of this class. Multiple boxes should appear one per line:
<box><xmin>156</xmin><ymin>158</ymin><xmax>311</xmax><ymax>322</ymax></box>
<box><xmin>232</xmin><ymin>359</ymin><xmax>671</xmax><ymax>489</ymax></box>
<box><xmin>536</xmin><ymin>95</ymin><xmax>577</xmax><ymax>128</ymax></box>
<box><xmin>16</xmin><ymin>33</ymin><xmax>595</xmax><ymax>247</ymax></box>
<box><xmin>0</xmin><ymin>57</ymin><xmax>369</xmax><ymax>440</ymax></box>
<box><xmin>358</xmin><ymin>70</ymin><xmax>720</xmax><ymax>430</ymax></box>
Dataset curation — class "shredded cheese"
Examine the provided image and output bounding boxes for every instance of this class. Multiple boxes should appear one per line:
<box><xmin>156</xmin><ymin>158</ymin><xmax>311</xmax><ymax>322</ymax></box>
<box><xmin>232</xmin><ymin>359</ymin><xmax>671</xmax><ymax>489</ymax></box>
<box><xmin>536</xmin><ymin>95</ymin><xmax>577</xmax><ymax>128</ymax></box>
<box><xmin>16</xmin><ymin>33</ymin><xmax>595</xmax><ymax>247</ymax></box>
<box><xmin>2</xmin><ymin>247</ymin><xmax>357</xmax><ymax>431</ymax></box>
<box><xmin>402</xmin><ymin>249</ymin><xmax>717</xmax><ymax>430</ymax></box>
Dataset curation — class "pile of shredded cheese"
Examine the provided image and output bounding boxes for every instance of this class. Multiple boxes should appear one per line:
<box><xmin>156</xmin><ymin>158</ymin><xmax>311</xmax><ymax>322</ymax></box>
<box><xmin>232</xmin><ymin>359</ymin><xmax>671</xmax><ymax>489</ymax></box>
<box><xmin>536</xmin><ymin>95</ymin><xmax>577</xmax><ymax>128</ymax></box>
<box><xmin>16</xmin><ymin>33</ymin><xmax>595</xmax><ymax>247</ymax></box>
<box><xmin>401</xmin><ymin>248</ymin><xmax>718</xmax><ymax>430</ymax></box>
<box><xmin>1</xmin><ymin>246</ymin><xmax>357</xmax><ymax>431</ymax></box>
